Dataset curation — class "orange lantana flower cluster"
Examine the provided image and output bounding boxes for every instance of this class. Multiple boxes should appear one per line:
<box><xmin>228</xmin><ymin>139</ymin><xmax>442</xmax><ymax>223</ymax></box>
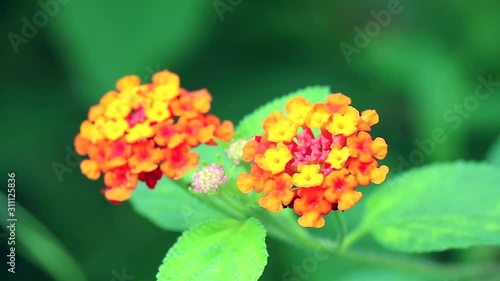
<box><xmin>74</xmin><ymin>71</ymin><xmax>234</xmax><ymax>203</ymax></box>
<box><xmin>237</xmin><ymin>93</ymin><xmax>388</xmax><ymax>228</ymax></box>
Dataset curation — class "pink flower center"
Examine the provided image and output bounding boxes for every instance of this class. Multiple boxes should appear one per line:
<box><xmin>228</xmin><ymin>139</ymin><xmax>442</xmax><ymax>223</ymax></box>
<box><xmin>288</xmin><ymin>128</ymin><xmax>346</xmax><ymax>175</ymax></box>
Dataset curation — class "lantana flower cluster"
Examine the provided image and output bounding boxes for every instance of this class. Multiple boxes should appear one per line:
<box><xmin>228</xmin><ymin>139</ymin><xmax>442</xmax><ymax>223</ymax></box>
<box><xmin>74</xmin><ymin>70</ymin><xmax>234</xmax><ymax>202</ymax></box>
<box><xmin>237</xmin><ymin>93</ymin><xmax>388</xmax><ymax>228</ymax></box>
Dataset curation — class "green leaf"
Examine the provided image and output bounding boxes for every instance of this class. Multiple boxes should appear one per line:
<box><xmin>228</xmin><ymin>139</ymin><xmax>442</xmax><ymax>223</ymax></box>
<box><xmin>192</xmin><ymin>144</ymin><xmax>245</xmax><ymax>181</ymax></box>
<box><xmin>363</xmin><ymin>161</ymin><xmax>500</xmax><ymax>253</ymax></box>
<box><xmin>236</xmin><ymin>86</ymin><xmax>330</xmax><ymax>138</ymax></box>
<box><xmin>486</xmin><ymin>135</ymin><xmax>500</xmax><ymax>165</ymax></box>
<box><xmin>129</xmin><ymin>144</ymin><xmax>247</xmax><ymax>232</ymax></box>
<box><xmin>129</xmin><ymin>179</ymin><xmax>228</xmax><ymax>232</ymax></box>
<box><xmin>156</xmin><ymin>218</ymin><xmax>268</xmax><ymax>281</ymax></box>
<box><xmin>0</xmin><ymin>192</ymin><xmax>87</xmax><ymax>281</ymax></box>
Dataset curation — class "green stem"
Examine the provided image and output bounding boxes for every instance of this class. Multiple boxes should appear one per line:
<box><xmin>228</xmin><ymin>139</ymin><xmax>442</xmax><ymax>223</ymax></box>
<box><xmin>199</xmin><ymin>194</ymin><xmax>246</xmax><ymax>220</ymax></box>
<box><xmin>333</xmin><ymin>212</ymin><xmax>346</xmax><ymax>246</ymax></box>
<box><xmin>340</xmin><ymin>224</ymin><xmax>369</xmax><ymax>251</ymax></box>
<box><xmin>178</xmin><ymin>185</ymin><xmax>246</xmax><ymax>221</ymax></box>
<box><xmin>217</xmin><ymin>189</ymin><xmax>252</xmax><ymax>219</ymax></box>
<box><xmin>215</xmin><ymin>181</ymin><xmax>321</xmax><ymax>250</ymax></box>
<box><xmin>258</xmin><ymin>210</ymin><xmax>323</xmax><ymax>251</ymax></box>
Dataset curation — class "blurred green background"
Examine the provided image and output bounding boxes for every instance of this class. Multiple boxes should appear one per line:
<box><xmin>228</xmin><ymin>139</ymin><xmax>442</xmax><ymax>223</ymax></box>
<box><xmin>1</xmin><ymin>0</ymin><xmax>499</xmax><ymax>280</ymax></box>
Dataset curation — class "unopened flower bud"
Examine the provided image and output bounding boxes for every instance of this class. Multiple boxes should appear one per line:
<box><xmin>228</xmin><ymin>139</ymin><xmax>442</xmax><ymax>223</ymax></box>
<box><xmin>191</xmin><ymin>164</ymin><xmax>227</xmax><ymax>193</ymax></box>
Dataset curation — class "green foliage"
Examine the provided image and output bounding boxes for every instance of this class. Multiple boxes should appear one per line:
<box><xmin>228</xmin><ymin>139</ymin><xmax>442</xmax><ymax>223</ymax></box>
<box><xmin>129</xmin><ymin>144</ymin><xmax>247</xmax><ymax>232</ymax></box>
<box><xmin>129</xmin><ymin>180</ymin><xmax>227</xmax><ymax>232</ymax></box>
<box><xmin>4</xmin><ymin>0</ymin><xmax>500</xmax><ymax>280</ymax></box>
<box><xmin>51</xmin><ymin>0</ymin><xmax>212</xmax><ymax>105</ymax></box>
<box><xmin>363</xmin><ymin>162</ymin><xmax>500</xmax><ymax>253</ymax></box>
<box><xmin>193</xmin><ymin>144</ymin><xmax>246</xmax><ymax>180</ymax></box>
<box><xmin>337</xmin><ymin>268</ymin><xmax>434</xmax><ymax>281</ymax></box>
<box><xmin>235</xmin><ymin>86</ymin><xmax>330</xmax><ymax>138</ymax></box>
<box><xmin>156</xmin><ymin>218</ymin><xmax>268</xmax><ymax>281</ymax></box>
<box><xmin>0</xmin><ymin>192</ymin><xmax>87</xmax><ymax>281</ymax></box>
<box><xmin>359</xmin><ymin>37</ymin><xmax>469</xmax><ymax>161</ymax></box>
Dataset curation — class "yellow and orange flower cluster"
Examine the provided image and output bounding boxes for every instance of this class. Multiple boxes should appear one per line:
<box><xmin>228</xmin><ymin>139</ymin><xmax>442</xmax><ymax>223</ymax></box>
<box><xmin>74</xmin><ymin>70</ymin><xmax>234</xmax><ymax>203</ymax></box>
<box><xmin>237</xmin><ymin>93</ymin><xmax>388</xmax><ymax>228</ymax></box>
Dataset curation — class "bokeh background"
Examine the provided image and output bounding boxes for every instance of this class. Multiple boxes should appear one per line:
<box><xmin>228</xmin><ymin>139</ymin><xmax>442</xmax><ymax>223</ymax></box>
<box><xmin>1</xmin><ymin>0</ymin><xmax>500</xmax><ymax>280</ymax></box>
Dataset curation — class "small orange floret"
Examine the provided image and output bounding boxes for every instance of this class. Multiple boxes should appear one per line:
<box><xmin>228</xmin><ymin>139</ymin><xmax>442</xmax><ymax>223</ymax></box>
<box><xmin>237</xmin><ymin>172</ymin><xmax>255</xmax><ymax>194</ymax></box>
<box><xmin>255</xmin><ymin>142</ymin><xmax>293</xmax><ymax>175</ymax></box>
<box><xmin>325</xmin><ymin>146</ymin><xmax>351</xmax><ymax>169</ymax></box>
<box><xmin>178</xmin><ymin>117</ymin><xmax>211</xmax><ymax>146</ymax></box>
<box><xmin>170</xmin><ymin>89</ymin><xmax>212</xmax><ymax>119</ymax></box>
<box><xmin>191</xmin><ymin>89</ymin><xmax>212</xmax><ymax>114</ymax></box>
<box><xmin>215</xmin><ymin>120</ymin><xmax>234</xmax><ymax>142</ymax></box>
<box><xmin>100</xmin><ymin>91</ymin><xmax>119</xmax><ymax>106</ymax></box>
<box><xmin>151</xmin><ymin>71</ymin><xmax>181</xmax><ymax>100</ymax></box>
<box><xmin>258</xmin><ymin>173</ymin><xmax>295</xmax><ymax>212</ymax></box>
<box><xmin>242</xmin><ymin>137</ymin><xmax>274</xmax><ymax>162</ymax></box>
<box><xmin>80</xmin><ymin>159</ymin><xmax>101</xmax><ymax>180</ymax></box>
<box><xmin>154</xmin><ymin>120</ymin><xmax>185</xmax><ymax>149</ymax></box>
<box><xmin>292</xmin><ymin>164</ymin><xmax>324</xmax><ymax>187</ymax></box>
<box><xmin>242</xmin><ymin>139</ymin><xmax>259</xmax><ymax>162</ymax></box>
<box><xmin>102</xmin><ymin>119</ymin><xmax>129</xmax><ymax>141</ymax></box>
<box><xmin>105</xmin><ymin>138</ymin><xmax>131</xmax><ymax>169</ymax></box>
<box><xmin>129</xmin><ymin>140</ymin><xmax>162</xmax><ymax>174</ymax></box>
<box><xmin>116</xmin><ymin>75</ymin><xmax>141</xmax><ymax>92</ymax></box>
<box><xmin>104</xmin><ymin>187</ymin><xmax>133</xmax><ymax>202</ymax></box>
<box><xmin>285</xmin><ymin>97</ymin><xmax>313</xmax><ymax>125</ymax></box>
<box><xmin>88</xmin><ymin>105</ymin><xmax>105</xmax><ymax>121</ymax></box>
<box><xmin>347</xmin><ymin>131</ymin><xmax>388</xmax><ymax>163</ymax></box>
<box><xmin>326</xmin><ymin>93</ymin><xmax>351</xmax><ymax>113</ymax></box>
<box><xmin>144</xmin><ymin>100</ymin><xmax>171</xmax><ymax>123</ymax></box>
<box><xmin>357</xmin><ymin>110</ymin><xmax>379</xmax><ymax>131</ymax></box>
<box><xmin>263</xmin><ymin>112</ymin><xmax>298</xmax><ymax>142</ymax></box>
<box><xmin>294</xmin><ymin>187</ymin><xmax>332</xmax><ymax>228</ymax></box>
<box><xmin>125</xmin><ymin>122</ymin><xmax>154</xmax><ymax>143</ymax></box>
<box><xmin>80</xmin><ymin>119</ymin><xmax>104</xmax><ymax>144</ymax></box>
<box><xmin>306</xmin><ymin>103</ymin><xmax>331</xmax><ymax>128</ymax></box>
<box><xmin>104</xmin><ymin>168</ymin><xmax>138</xmax><ymax>191</ymax></box>
<box><xmin>160</xmin><ymin>144</ymin><xmax>199</xmax><ymax>180</ymax></box>
<box><xmin>323</xmin><ymin>170</ymin><xmax>359</xmax><ymax>210</ymax></box>
<box><xmin>237</xmin><ymin>164</ymin><xmax>272</xmax><ymax>194</ymax></box>
<box><xmin>325</xmin><ymin>106</ymin><xmax>360</xmax><ymax>136</ymax></box>
<box><xmin>338</xmin><ymin>190</ymin><xmax>362</xmax><ymax>211</ymax></box>
<box><xmin>153</xmin><ymin>70</ymin><xmax>180</xmax><ymax>86</ymax></box>
<box><xmin>347</xmin><ymin>158</ymin><xmax>389</xmax><ymax>186</ymax></box>
<box><xmin>74</xmin><ymin>134</ymin><xmax>91</xmax><ymax>156</ymax></box>
<box><xmin>105</xmin><ymin>99</ymin><xmax>132</xmax><ymax>119</ymax></box>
